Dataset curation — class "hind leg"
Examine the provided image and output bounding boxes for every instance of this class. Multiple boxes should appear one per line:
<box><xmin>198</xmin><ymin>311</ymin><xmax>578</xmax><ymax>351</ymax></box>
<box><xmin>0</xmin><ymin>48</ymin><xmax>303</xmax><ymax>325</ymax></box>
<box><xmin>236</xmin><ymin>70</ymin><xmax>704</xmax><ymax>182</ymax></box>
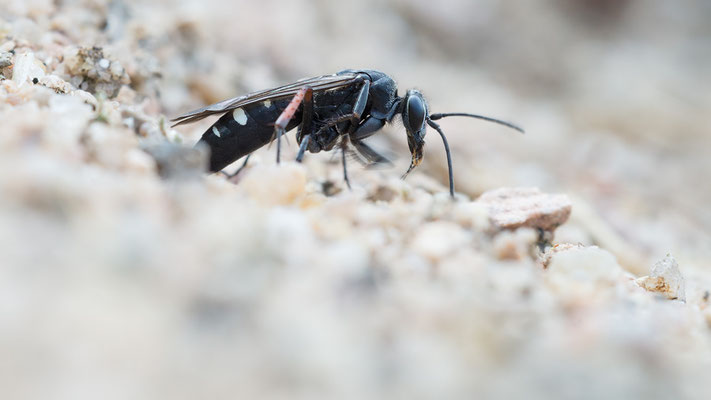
<box><xmin>273</xmin><ymin>86</ymin><xmax>313</xmax><ymax>163</ymax></box>
<box><xmin>219</xmin><ymin>154</ymin><xmax>251</xmax><ymax>178</ymax></box>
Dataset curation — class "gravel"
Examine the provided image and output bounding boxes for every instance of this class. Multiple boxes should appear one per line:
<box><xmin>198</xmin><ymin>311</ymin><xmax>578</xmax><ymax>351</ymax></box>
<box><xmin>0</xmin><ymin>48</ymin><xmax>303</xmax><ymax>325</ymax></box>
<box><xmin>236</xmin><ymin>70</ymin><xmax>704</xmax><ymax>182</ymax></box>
<box><xmin>1</xmin><ymin>2</ymin><xmax>710</xmax><ymax>400</ymax></box>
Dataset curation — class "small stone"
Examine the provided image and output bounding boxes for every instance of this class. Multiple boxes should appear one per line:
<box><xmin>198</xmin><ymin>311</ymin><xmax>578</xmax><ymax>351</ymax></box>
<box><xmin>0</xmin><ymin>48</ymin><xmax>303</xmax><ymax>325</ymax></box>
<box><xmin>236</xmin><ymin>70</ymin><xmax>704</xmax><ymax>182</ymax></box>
<box><xmin>322</xmin><ymin>180</ymin><xmax>342</xmax><ymax>197</ymax></box>
<box><xmin>82</xmin><ymin>123</ymin><xmax>139</xmax><ymax>169</ymax></box>
<box><xmin>492</xmin><ymin>228</ymin><xmax>538</xmax><ymax>261</ymax></box>
<box><xmin>0</xmin><ymin>56</ymin><xmax>11</xmax><ymax>80</ymax></box>
<box><xmin>636</xmin><ymin>254</ymin><xmax>686</xmax><ymax>301</ymax></box>
<box><xmin>109</xmin><ymin>61</ymin><xmax>125</xmax><ymax>77</ymax></box>
<box><xmin>142</xmin><ymin>143</ymin><xmax>207</xmax><ymax>180</ymax></box>
<box><xmin>538</xmin><ymin>243</ymin><xmax>586</xmax><ymax>269</ymax></box>
<box><xmin>544</xmin><ymin>245</ymin><xmax>627</xmax><ymax>303</ymax></box>
<box><xmin>367</xmin><ymin>185</ymin><xmax>397</xmax><ymax>202</ymax></box>
<box><xmin>545</xmin><ymin>245</ymin><xmax>622</xmax><ymax>281</ymax></box>
<box><xmin>0</xmin><ymin>52</ymin><xmax>13</xmax><ymax>69</ymax></box>
<box><xmin>240</xmin><ymin>163</ymin><xmax>307</xmax><ymax>206</ymax></box>
<box><xmin>38</xmin><ymin>75</ymin><xmax>71</xmax><ymax>94</ymax></box>
<box><xmin>0</xmin><ymin>41</ymin><xmax>15</xmax><ymax>53</ymax></box>
<box><xmin>114</xmin><ymin>85</ymin><xmax>137</xmax><ymax>104</ymax></box>
<box><xmin>476</xmin><ymin>187</ymin><xmax>571</xmax><ymax>233</ymax></box>
<box><xmin>125</xmin><ymin>149</ymin><xmax>158</xmax><ymax>175</ymax></box>
<box><xmin>11</xmin><ymin>52</ymin><xmax>46</xmax><ymax>85</ymax></box>
<box><xmin>63</xmin><ymin>47</ymin><xmax>129</xmax><ymax>98</ymax></box>
<box><xmin>72</xmin><ymin>89</ymin><xmax>98</xmax><ymax>108</ymax></box>
<box><xmin>452</xmin><ymin>201</ymin><xmax>491</xmax><ymax>231</ymax></box>
<box><xmin>411</xmin><ymin>221</ymin><xmax>470</xmax><ymax>262</ymax></box>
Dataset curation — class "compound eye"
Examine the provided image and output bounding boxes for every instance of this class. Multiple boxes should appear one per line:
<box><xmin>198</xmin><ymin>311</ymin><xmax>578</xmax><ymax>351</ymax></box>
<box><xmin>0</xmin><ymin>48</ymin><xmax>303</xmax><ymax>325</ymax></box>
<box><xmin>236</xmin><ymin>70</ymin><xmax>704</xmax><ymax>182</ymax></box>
<box><xmin>406</xmin><ymin>95</ymin><xmax>426</xmax><ymax>131</ymax></box>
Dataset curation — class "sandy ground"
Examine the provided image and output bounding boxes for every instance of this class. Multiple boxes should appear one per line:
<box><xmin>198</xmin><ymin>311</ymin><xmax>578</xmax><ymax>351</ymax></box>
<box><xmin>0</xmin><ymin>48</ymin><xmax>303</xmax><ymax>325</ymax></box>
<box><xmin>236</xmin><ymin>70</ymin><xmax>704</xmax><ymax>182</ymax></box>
<box><xmin>1</xmin><ymin>1</ymin><xmax>710</xmax><ymax>399</ymax></box>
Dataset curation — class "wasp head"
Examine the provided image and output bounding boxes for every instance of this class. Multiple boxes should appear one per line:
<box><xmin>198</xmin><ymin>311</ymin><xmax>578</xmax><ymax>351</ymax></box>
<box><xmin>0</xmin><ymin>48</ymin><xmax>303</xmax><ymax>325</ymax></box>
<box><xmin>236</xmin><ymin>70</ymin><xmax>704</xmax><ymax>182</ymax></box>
<box><xmin>398</xmin><ymin>86</ymin><xmax>523</xmax><ymax>197</ymax></box>
<box><xmin>401</xmin><ymin>90</ymin><xmax>428</xmax><ymax>178</ymax></box>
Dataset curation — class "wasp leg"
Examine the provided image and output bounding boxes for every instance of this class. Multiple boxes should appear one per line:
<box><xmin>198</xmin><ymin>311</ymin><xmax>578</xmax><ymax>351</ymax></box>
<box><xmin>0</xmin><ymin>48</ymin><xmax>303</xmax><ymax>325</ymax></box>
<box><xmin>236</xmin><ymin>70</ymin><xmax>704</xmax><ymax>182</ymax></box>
<box><xmin>352</xmin><ymin>140</ymin><xmax>391</xmax><ymax>165</ymax></box>
<box><xmin>219</xmin><ymin>154</ymin><xmax>251</xmax><ymax>178</ymax></box>
<box><xmin>274</xmin><ymin>86</ymin><xmax>312</xmax><ymax>164</ymax></box>
<box><xmin>295</xmin><ymin>86</ymin><xmax>315</xmax><ymax>163</ymax></box>
<box><xmin>351</xmin><ymin>116</ymin><xmax>385</xmax><ymax>141</ymax></box>
<box><xmin>341</xmin><ymin>142</ymin><xmax>352</xmax><ymax>190</ymax></box>
<box><xmin>308</xmin><ymin>78</ymin><xmax>370</xmax><ymax>189</ymax></box>
<box><xmin>349</xmin><ymin>117</ymin><xmax>390</xmax><ymax>167</ymax></box>
<box><xmin>296</xmin><ymin>134</ymin><xmax>311</xmax><ymax>162</ymax></box>
<box><xmin>312</xmin><ymin>79</ymin><xmax>371</xmax><ymax>138</ymax></box>
<box><xmin>348</xmin><ymin>78</ymin><xmax>370</xmax><ymax>127</ymax></box>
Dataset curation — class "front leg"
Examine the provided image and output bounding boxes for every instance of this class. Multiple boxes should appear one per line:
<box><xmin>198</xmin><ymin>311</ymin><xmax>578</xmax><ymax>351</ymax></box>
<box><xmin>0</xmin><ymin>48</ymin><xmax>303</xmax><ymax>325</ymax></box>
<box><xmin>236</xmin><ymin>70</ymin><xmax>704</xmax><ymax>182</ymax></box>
<box><xmin>348</xmin><ymin>78</ymin><xmax>370</xmax><ymax>128</ymax></box>
<box><xmin>351</xmin><ymin>116</ymin><xmax>385</xmax><ymax>141</ymax></box>
<box><xmin>312</xmin><ymin>78</ymin><xmax>371</xmax><ymax>139</ymax></box>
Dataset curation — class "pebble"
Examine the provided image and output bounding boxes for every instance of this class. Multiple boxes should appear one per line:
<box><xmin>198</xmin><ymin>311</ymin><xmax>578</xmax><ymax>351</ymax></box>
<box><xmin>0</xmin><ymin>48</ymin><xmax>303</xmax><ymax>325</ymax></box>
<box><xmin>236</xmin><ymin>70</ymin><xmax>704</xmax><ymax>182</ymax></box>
<box><xmin>240</xmin><ymin>163</ymin><xmax>307</xmax><ymax>206</ymax></box>
<box><xmin>411</xmin><ymin>221</ymin><xmax>471</xmax><ymax>262</ymax></box>
<box><xmin>476</xmin><ymin>187</ymin><xmax>572</xmax><ymax>232</ymax></box>
<box><xmin>636</xmin><ymin>254</ymin><xmax>686</xmax><ymax>301</ymax></box>
<box><xmin>11</xmin><ymin>52</ymin><xmax>46</xmax><ymax>85</ymax></box>
<box><xmin>141</xmin><ymin>143</ymin><xmax>207</xmax><ymax>180</ymax></box>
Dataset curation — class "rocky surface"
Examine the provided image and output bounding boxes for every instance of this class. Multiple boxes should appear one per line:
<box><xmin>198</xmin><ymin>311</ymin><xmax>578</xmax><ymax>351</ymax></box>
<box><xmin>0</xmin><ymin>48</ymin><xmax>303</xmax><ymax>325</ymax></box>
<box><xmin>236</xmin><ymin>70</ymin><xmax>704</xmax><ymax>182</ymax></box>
<box><xmin>1</xmin><ymin>1</ymin><xmax>710</xmax><ymax>400</ymax></box>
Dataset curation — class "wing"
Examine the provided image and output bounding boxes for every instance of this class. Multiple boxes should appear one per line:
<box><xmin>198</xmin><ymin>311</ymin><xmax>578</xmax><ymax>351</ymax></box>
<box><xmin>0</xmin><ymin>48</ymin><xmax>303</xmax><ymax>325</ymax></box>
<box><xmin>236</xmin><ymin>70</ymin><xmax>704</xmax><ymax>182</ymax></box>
<box><xmin>171</xmin><ymin>72</ymin><xmax>361</xmax><ymax>127</ymax></box>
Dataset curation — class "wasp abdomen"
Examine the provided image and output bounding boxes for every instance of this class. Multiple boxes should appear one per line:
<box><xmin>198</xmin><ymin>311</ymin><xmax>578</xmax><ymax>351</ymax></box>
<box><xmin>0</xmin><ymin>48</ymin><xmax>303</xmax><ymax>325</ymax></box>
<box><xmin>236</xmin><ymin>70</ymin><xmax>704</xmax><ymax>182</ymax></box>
<box><xmin>198</xmin><ymin>99</ymin><xmax>301</xmax><ymax>172</ymax></box>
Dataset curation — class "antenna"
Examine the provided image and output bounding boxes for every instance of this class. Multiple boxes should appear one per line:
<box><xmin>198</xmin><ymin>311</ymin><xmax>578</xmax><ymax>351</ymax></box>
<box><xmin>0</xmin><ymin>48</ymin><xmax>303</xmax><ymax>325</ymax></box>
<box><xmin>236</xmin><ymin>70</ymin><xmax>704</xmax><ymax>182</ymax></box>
<box><xmin>428</xmin><ymin>113</ymin><xmax>524</xmax><ymax>134</ymax></box>
<box><xmin>425</xmin><ymin>119</ymin><xmax>455</xmax><ymax>197</ymax></box>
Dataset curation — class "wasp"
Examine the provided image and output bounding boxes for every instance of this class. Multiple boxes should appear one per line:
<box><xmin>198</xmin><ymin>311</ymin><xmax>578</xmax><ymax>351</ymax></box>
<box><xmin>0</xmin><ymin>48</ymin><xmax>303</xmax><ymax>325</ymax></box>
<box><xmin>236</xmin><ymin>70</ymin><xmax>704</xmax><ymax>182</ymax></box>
<box><xmin>172</xmin><ymin>69</ymin><xmax>523</xmax><ymax>196</ymax></box>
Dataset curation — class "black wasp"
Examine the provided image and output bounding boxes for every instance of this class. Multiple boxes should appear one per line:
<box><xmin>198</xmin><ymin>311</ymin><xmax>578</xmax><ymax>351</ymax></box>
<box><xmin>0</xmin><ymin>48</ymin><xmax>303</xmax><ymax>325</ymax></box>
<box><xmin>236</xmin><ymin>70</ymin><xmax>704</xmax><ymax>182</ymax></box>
<box><xmin>172</xmin><ymin>69</ymin><xmax>523</xmax><ymax>196</ymax></box>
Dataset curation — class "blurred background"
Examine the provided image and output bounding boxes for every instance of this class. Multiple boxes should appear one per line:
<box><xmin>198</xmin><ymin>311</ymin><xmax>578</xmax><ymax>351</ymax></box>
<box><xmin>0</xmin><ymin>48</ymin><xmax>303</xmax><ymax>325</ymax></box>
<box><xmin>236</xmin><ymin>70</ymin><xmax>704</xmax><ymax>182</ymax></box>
<box><xmin>1</xmin><ymin>0</ymin><xmax>710</xmax><ymax>399</ymax></box>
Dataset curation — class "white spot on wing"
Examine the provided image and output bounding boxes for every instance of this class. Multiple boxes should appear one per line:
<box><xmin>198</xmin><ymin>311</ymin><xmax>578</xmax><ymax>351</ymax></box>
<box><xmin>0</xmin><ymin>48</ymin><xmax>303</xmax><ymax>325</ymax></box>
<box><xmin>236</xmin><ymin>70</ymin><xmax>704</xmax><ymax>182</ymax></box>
<box><xmin>263</xmin><ymin>100</ymin><xmax>271</xmax><ymax>108</ymax></box>
<box><xmin>233</xmin><ymin>108</ymin><xmax>248</xmax><ymax>125</ymax></box>
<box><xmin>211</xmin><ymin>126</ymin><xmax>221</xmax><ymax>137</ymax></box>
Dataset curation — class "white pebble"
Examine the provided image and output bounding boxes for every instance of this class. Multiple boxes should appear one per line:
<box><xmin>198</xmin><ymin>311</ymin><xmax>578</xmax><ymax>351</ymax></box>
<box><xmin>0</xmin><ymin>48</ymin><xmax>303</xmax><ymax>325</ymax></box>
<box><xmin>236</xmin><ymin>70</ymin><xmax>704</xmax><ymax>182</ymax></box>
<box><xmin>636</xmin><ymin>254</ymin><xmax>685</xmax><ymax>301</ymax></box>
<box><xmin>11</xmin><ymin>52</ymin><xmax>46</xmax><ymax>85</ymax></box>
